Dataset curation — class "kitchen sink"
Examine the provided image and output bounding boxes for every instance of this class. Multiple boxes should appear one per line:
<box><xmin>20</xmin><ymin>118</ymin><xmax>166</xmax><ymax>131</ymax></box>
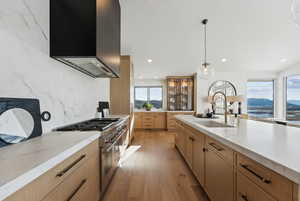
<box><xmin>196</xmin><ymin>121</ymin><xmax>234</xmax><ymax>128</ymax></box>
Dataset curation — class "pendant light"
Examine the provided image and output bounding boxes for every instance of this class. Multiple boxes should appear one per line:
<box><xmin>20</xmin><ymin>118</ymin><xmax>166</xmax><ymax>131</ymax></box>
<box><xmin>199</xmin><ymin>19</ymin><xmax>214</xmax><ymax>77</ymax></box>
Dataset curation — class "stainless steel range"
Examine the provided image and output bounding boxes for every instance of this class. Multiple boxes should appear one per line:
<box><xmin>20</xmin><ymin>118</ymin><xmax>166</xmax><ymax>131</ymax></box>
<box><xmin>55</xmin><ymin>117</ymin><xmax>128</xmax><ymax>197</ymax></box>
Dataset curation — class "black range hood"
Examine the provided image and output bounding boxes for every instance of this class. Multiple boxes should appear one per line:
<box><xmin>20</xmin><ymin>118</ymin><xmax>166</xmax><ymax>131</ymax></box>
<box><xmin>50</xmin><ymin>0</ymin><xmax>120</xmax><ymax>78</ymax></box>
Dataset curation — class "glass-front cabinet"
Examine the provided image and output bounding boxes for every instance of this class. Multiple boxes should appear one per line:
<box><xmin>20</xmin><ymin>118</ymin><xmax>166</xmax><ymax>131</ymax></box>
<box><xmin>167</xmin><ymin>76</ymin><xmax>194</xmax><ymax>111</ymax></box>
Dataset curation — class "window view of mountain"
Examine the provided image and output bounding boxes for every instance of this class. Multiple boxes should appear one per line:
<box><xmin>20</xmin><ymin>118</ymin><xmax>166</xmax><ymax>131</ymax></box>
<box><xmin>247</xmin><ymin>81</ymin><xmax>274</xmax><ymax>118</ymax></box>
<box><xmin>287</xmin><ymin>75</ymin><xmax>300</xmax><ymax>120</ymax></box>
<box><xmin>247</xmin><ymin>98</ymin><xmax>273</xmax><ymax>118</ymax></box>
<box><xmin>134</xmin><ymin>87</ymin><xmax>163</xmax><ymax>109</ymax></box>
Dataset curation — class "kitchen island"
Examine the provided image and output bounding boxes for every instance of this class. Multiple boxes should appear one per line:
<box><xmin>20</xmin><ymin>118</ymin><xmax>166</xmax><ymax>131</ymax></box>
<box><xmin>175</xmin><ymin>115</ymin><xmax>300</xmax><ymax>201</ymax></box>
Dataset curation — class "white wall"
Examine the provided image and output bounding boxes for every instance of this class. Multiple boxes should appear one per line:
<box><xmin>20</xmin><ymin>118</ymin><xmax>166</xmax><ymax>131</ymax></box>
<box><xmin>0</xmin><ymin>0</ymin><xmax>110</xmax><ymax>132</ymax></box>
<box><xmin>196</xmin><ymin>71</ymin><xmax>277</xmax><ymax>115</ymax></box>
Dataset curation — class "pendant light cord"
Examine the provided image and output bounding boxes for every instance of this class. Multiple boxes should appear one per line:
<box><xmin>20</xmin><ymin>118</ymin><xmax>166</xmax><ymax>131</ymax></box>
<box><xmin>204</xmin><ymin>22</ymin><xmax>207</xmax><ymax>65</ymax></box>
<box><xmin>202</xmin><ymin>19</ymin><xmax>208</xmax><ymax>67</ymax></box>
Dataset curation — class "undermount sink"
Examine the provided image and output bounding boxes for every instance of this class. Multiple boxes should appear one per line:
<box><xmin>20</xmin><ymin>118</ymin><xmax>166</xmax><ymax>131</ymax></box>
<box><xmin>196</xmin><ymin>121</ymin><xmax>234</xmax><ymax>128</ymax></box>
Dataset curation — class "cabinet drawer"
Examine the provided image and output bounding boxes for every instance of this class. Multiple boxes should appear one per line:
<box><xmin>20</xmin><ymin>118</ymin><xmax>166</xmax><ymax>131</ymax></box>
<box><xmin>42</xmin><ymin>153</ymin><xmax>98</xmax><ymax>201</ymax></box>
<box><xmin>143</xmin><ymin>123</ymin><xmax>154</xmax><ymax>128</ymax></box>
<box><xmin>206</xmin><ymin>137</ymin><xmax>234</xmax><ymax>165</ymax></box>
<box><xmin>143</xmin><ymin>117</ymin><xmax>154</xmax><ymax>121</ymax></box>
<box><xmin>31</xmin><ymin>141</ymin><xmax>98</xmax><ymax>201</ymax></box>
<box><xmin>237</xmin><ymin>154</ymin><xmax>293</xmax><ymax>201</ymax></box>
<box><xmin>237</xmin><ymin>172</ymin><xmax>276</xmax><ymax>201</ymax></box>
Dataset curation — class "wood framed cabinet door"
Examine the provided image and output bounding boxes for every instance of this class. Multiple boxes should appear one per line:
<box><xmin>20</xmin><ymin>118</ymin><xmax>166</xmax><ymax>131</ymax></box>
<box><xmin>185</xmin><ymin>132</ymin><xmax>193</xmax><ymax>169</ymax></box>
<box><xmin>154</xmin><ymin>113</ymin><xmax>166</xmax><ymax>129</ymax></box>
<box><xmin>205</xmin><ymin>148</ymin><xmax>234</xmax><ymax>201</ymax></box>
<box><xmin>192</xmin><ymin>133</ymin><xmax>205</xmax><ymax>186</ymax></box>
<box><xmin>134</xmin><ymin>113</ymin><xmax>143</xmax><ymax>129</ymax></box>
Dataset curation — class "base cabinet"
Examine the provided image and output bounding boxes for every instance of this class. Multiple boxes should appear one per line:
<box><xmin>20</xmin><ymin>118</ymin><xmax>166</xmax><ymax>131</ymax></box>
<box><xmin>192</xmin><ymin>134</ymin><xmax>205</xmax><ymax>186</ymax></box>
<box><xmin>175</xmin><ymin>119</ymin><xmax>297</xmax><ymax>201</ymax></box>
<box><xmin>237</xmin><ymin>172</ymin><xmax>276</xmax><ymax>201</ymax></box>
<box><xmin>205</xmin><ymin>148</ymin><xmax>234</xmax><ymax>201</ymax></box>
<box><xmin>134</xmin><ymin>112</ymin><xmax>166</xmax><ymax>129</ymax></box>
<box><xmin>4</xmin><ymin>141</ymin><xmax>100</xmax><ymax>201</ymax></box>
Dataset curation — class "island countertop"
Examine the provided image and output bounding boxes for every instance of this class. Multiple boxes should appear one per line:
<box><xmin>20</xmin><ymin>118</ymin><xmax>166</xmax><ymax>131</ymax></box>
<box><xmin>0</xmin><ymin>131</ymin><xmax>100</xmax><ymax>201</ymax></box>
<box><xmin>175</xmin><ymin>115</ymin><xmax>300</xmax><ymax>184</ymax></box>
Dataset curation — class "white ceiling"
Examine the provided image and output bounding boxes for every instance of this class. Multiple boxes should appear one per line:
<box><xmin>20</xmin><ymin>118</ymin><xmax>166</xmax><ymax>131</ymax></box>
<box><xmin>120</xmin><ymin>0</ymin><xmax>300</xmax><ymax>79</ymax></box>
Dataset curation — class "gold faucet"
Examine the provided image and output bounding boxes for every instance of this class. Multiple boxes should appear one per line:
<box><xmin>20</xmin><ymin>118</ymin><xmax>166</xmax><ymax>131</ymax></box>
<box><xmin>212</xmin><ymin>92</ymin><xmax>228</xmax><ymax>124</ymax></box>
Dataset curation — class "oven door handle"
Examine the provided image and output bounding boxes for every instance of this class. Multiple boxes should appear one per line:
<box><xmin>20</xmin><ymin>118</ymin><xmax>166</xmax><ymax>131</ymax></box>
<box><xmin>111</xmin><ymin>128</ymin><xmax>128</xmax><ymax>143</ymax></box>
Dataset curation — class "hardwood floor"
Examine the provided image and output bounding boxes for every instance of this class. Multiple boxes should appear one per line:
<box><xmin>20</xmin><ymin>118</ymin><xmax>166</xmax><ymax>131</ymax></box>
<box><xmin>103</xmin><ymin>130</ymin><xmax>210</xmax><ymax>201</ymax></box>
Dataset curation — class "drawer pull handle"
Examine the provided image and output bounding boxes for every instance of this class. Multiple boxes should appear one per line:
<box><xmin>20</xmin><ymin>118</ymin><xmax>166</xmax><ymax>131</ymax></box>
<box><xmin>239</xmin><ymin>193</ymin><xmax>249</xmax><ymax>201</ymax></box>
<box><xmin>67</xmin><ymin>179</ymin><xmax>87</xmax><ymax>201</ymax></box>
<box><xmin>208</xmin><ymin>142</ymin><xmax>223</xmax><ymax>152</ymax></box>
<box><xmin>56</xmin><ymin>154</ymin><xmax>86</xmax><ymax>177</ymax></box>
<box><xmin>240</xmin><ymin>164</ymin><xmax>271</xmax><ymax>184</ymax></box>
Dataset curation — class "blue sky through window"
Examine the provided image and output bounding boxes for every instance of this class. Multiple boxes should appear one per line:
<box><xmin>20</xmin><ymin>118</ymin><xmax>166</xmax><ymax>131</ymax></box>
<box><xmin>247</xmin><ymin>81</ymin><xmax>273</xmax><ymax>100</ymax></box>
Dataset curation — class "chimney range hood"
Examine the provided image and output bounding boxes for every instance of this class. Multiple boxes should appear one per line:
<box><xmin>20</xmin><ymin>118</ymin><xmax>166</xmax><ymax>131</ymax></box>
<box><xmin>50</xmin><ymin>0</ymin><xmax>121</xmax><ymax>78</ymax></box>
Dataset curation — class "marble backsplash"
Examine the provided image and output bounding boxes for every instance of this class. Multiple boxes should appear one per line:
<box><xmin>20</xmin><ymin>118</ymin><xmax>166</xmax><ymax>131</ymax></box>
<box><xmin>0</xmin><ymin>0</ymin><xmax>110</xmax><ymax>132</ymax></box>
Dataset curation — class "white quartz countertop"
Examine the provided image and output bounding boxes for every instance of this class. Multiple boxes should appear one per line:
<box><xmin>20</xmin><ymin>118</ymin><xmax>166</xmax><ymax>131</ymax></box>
<box><xmin>0</xmin><ymin>131</ymin><xmax>100</xmax><ymax>201</ymax></box>
<box><xmin>175</xmin><ymin>115</ymin><xmax>300</xmax><ymax>184</ymax></box>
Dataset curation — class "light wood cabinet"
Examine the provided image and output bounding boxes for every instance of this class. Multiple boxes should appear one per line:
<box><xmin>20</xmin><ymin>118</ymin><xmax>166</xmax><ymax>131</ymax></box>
<box><xmin>237</xmin><ymin>154</ymin><xmax>293</xmax><ymax>201</ymax></box>
<box><xmin>175</xmin><ymin>121</ymin><xmax>186</xmax><ymax>156</ymax></box>
<box><xmin>134</xmin><ymin>112</ymin><xmax>166</xmax><ymax>129</ymax></box>
<box><xmin>4</xmin><ymin>141</ymin><xmax>100</xmax><ymax>201</ymax></box>
<box><xmin>175</xmin><ymin>119</ymin><xmax>299</xmax><ymax>201</ymax></box>
<box><xmin>175</xmin><ymin>122</ymin><xmax>205</xmax><ymax>186</ymax></box>
<box><xmin>42</xmin><ymin>152</ymin><xmax>98</xmax><ymax>201</ymax></box>
<box><xmin>110</xmin><ymin>55</ymin><xmax>134</xmax><ymax>143</ymax></box>
<box><xmin>237</xmin><ymin>172</ymin><xmax>276</xmax><ymax>201</ymax></box>
<box><xmin>110</xmin><ymin>55</ymin><xmax>134</xmax><ymax>115</ymax></box>
<box><xmin>192</xmin><ymin>131</ymin><xmax>205</xmax><ymax>186</ymax></box>
<box><xmin>185</xmin><ymin>131</ymin><xmax>193</xmax><ymax>168</ymax></box>
<box><xmin>134</xmin><ymin>113</ymin><xmax>143</xmax><ymax>129</ymax></box>
<box><xmin>167</xmin><ymin>112</ymin><xmax>194</xmax><ymax>130</ymax></box>
<box><xmin>153</xmin><ymin>113</ymin><xmax>166</xmax><ymax>129</ymax></box>
<box><xmin>205</xmin><ymin>146</ymin><xmax>234</xmax><ymax>201</ymax></box>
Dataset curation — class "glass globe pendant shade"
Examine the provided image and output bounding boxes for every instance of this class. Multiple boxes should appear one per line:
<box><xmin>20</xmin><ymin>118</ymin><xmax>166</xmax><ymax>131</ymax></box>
<box><xmin>292</xmin><ymin>0</ymin><xmax>300</xmax><ymax>26</ymax></box>
<box><xmin>199</xmin><ymin>63</ymin><xmax>215</xmax><ymax>77</ymax></box>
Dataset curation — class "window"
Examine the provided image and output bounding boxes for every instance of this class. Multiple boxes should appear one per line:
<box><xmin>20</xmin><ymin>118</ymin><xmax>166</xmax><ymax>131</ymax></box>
<box><xmin>134</xmin><ymin>86</ymin><xmax>163</xmax><ymax>109</ymax></box>
<box><xmin>247</xmin><ymin>81</ymin><xmax>274</xmax><ymax>118</ymax></box>
<box><xmin>286</xmin><ymin>75</ymin><xmax>300</xmax><ymax>120</ymax></box>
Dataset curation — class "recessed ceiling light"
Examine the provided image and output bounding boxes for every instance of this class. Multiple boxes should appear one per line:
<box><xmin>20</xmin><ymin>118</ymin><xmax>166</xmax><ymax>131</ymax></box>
<box><xmin>221</xmin><ymin>58</ymin><xmax>227</xmax><ymax>63</ymax></box>
<box><xmin>154</xmin><ymin>76</ymin><xmax>158</xmax><ymax>79</ymax></box>
<box><xmin>138</xmin><ymin>75</ymin><xmax>143</xmax><ymax>79</ymax></box>
<box><xmin>280</xmin><ymin>58</ymin><xmax>287</xmax><ymax>63</ymax></box>
<box><xmin>147</xmin><ymin>59</ymin><xmax>153</xmax><ymax>63</ymax></box>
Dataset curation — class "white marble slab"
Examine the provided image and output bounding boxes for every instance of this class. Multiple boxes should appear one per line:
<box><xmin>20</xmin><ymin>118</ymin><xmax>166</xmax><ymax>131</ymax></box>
<box><xmin>0</xmin><ymin>131</ymin><xmax>100</xmax><ymax>201</ymax></box>
<box><xmin>175</xmin><ymin>115</ymin><xmax>300</xmax><ymax>184</ymax></box>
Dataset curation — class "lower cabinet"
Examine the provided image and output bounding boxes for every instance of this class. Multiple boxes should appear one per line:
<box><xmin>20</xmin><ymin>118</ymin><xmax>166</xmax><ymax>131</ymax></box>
<box><xmin>134</xmin><ymin>113</ymin><xmax>143</xmax><ymax>129</ymax></box>
<box><xmin>205</xmin><ymin>147</ymin><xmax>234</xmax><ymax>201</ymax></box>
<box><xmin>192</xmin><ymin>133</ymin><xmax>205</xmax><ymax>186</ymax></box>
<box><xmin>175</xmin><ymin>121</ymin><xmax>186</xmax><ymax>156</ymax></box>
<box><xmin>175</xmin><ymin>122</ymin><xmax>205</xmax><ymax>186</ymax></box>
<box><xmin>175</xmin><ymin>120</ymin><xmax>297</xmax><ymax>201</ymax></box>
<box><xmin>4</xmin><ymin>141</ymin><xmax>100</xmax><ymax>201</ymax></box>
<box><xmin>42</xmin><ymin>152</ymin><xmax>99</xmax><ymax>201</ymax></box>
<box><xmin>134</xmin><ymin>112</ymin><xmax>166</xmax><ymax>129</ymax></box>
<box><xmin>185</xmin><ymin>131</ymin><xmax>193</xmax><ymax>168</ymax></box>
<box><xmin>237</xmin><ymin>172</ymin><xmax>276</xmax><ymax>201</ymax></box>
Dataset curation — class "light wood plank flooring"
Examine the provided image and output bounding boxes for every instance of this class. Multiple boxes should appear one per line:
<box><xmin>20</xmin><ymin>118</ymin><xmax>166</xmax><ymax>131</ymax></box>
<box><xmin>103</xmin><ymin>130</ymin><xmax>210</xmax><ymax>201</ymax></box>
